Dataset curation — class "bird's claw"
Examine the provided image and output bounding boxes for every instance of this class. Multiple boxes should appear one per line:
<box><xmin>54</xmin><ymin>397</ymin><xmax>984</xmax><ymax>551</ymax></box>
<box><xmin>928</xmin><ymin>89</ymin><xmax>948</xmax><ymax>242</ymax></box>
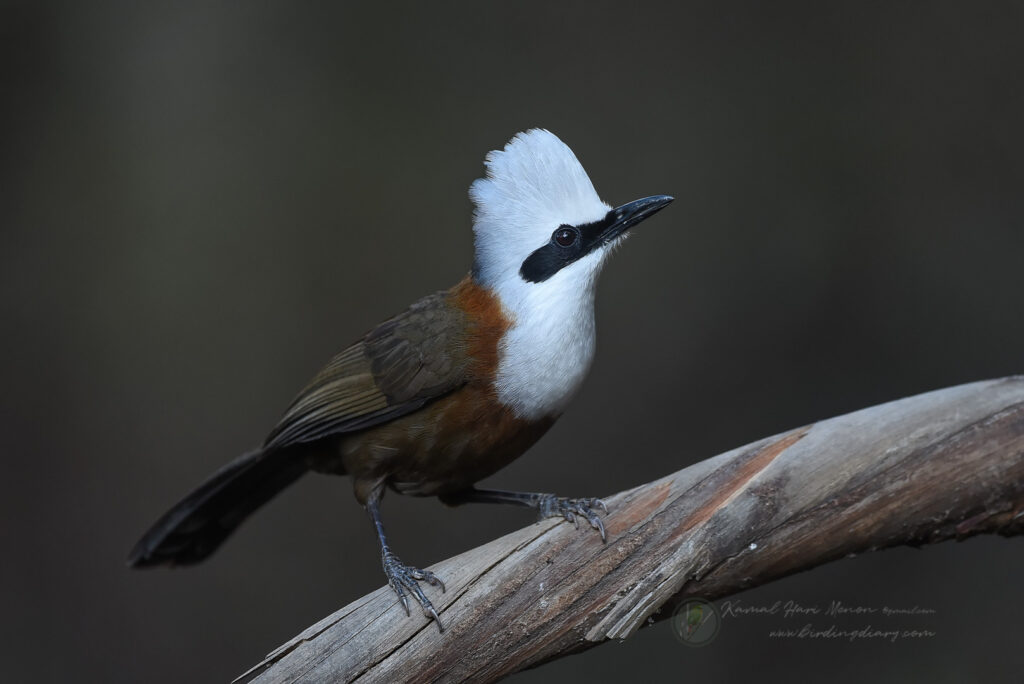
<box><xmin>381</xmin><ymin>549</ymin><xmax>446</xmax><ymax>632</ymax></box>
<box><xmin>537</xmin><ymin>495</ymin><xmax>609</xmax><ymax>542</ymax></box>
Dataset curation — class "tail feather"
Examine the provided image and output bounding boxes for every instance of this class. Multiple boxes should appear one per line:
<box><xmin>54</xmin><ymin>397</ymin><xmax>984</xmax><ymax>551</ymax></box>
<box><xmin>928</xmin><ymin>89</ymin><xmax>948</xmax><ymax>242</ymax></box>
<box><xmin>128</xmin><ymin>448</ymin><xmax>308</xmax><ymax>567</ymax></box>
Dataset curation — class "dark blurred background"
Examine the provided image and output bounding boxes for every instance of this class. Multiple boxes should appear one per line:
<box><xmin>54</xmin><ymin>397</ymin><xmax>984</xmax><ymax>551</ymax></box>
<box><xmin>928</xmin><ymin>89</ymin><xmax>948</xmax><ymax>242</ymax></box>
<box><xmin>3</xmin><ymin>1</ymin><xmax>1023</xmax><ymax>682</ymax></box>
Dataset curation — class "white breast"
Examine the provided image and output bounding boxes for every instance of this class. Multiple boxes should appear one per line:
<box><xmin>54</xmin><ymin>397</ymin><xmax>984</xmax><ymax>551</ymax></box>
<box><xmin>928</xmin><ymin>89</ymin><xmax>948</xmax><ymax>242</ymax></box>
<box><xmin>492</xmin><ymin>264</ymin><xmax>600</xmax><ymax>420</ymax></box>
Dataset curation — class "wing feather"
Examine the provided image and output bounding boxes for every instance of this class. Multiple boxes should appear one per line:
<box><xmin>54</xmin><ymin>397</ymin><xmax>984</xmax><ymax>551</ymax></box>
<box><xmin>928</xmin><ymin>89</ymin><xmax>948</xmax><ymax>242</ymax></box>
<box><xmin>262</xmin><ymin>290</ymin><xmax>468</xmax><ymax>450</ymax></box>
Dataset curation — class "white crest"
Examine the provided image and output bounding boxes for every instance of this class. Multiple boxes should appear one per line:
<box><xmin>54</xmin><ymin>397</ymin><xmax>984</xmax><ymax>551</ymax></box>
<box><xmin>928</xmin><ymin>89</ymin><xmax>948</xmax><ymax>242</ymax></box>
<box><xmin>469</xmin><ymin>129</ymin><xmax>615</xmax><ymax>419</ymax></box>
<box><xmin>470</xmin><ymin>129</ymin><xmax>611</xmax><ymax>291</ymax></box>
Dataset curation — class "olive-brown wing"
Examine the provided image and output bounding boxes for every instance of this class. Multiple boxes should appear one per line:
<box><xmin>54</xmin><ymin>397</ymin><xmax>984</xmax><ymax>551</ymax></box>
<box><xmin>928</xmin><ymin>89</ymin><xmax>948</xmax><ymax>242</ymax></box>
<box><xmin>262</xmin><ymin>291</ymin><xmax>469</xmax><ymax>450</ymax></box>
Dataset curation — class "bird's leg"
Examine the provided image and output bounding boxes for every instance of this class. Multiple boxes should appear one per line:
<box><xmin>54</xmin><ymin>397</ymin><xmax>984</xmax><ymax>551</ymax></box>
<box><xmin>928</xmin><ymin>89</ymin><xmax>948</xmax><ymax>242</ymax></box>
<box><xmin>440</xmin><ymin>488</ymin><xmax>608</xmax><ymax>542</ymax></box>
<box><xmin>365</xmin><ymin>486</ymin><xmax>446</xmax><ymax>632</ymax></box>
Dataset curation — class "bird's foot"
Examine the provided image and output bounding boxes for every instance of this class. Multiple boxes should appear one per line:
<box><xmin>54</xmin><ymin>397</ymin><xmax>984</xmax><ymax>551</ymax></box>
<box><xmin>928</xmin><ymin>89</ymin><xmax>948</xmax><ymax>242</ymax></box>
<box><xmin>536</xmin><ymin>495</ymin><xmax>608</xmax><ymax>542</ymax></box>
<box><xmin>382</xmin><ymin>549</ymin><xmax>446</xmax><ymax>632</ymax></box>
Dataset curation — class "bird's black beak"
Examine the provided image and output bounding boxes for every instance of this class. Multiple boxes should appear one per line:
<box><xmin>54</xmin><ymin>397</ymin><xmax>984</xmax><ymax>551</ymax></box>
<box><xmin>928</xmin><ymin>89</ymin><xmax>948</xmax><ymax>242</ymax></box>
<box><xmin>600</xmin><ymin>195</ymin><xmax>674</xmax><ymax>242</ymax></box>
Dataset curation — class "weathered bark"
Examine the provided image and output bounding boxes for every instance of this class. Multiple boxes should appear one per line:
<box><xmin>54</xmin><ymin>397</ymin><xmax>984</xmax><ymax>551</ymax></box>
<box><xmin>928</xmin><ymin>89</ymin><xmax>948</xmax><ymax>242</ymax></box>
<box><xmin>239</xmin><ymin>377</ymin><xmax>1024</xmax><ymax>683</ymax></box>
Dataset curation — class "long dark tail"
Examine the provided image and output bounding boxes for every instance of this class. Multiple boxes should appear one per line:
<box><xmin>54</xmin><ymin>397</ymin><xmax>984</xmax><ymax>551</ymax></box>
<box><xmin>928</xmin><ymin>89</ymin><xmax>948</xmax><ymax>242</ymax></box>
<box><xmin>128</xmin><ymin>448</ymin><xmax>308</xmax><ymax>567</ymax></box>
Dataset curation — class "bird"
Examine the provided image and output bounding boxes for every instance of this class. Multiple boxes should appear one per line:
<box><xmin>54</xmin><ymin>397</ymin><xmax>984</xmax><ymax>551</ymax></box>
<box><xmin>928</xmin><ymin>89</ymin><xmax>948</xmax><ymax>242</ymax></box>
<box><xmin>128</xmin><ymin>129</ymin><xmax>673</xmax><ymax>631</ymax></box>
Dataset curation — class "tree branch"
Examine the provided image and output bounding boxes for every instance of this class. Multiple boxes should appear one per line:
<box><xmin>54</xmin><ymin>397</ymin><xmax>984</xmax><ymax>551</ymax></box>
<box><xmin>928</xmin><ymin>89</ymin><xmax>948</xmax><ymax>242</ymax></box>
<box><xmin>240</xmin><ymin>377</ymin><xmax>1024</xmax><ymax>683</ymax></box>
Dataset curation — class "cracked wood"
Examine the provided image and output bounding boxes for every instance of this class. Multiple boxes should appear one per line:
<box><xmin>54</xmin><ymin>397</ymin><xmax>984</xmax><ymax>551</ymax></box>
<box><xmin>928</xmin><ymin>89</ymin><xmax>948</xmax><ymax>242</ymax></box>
<box><xmin>239</xmin><ymin>376</ymin><xmax>1024</xmax><ymax>683</ymax></box>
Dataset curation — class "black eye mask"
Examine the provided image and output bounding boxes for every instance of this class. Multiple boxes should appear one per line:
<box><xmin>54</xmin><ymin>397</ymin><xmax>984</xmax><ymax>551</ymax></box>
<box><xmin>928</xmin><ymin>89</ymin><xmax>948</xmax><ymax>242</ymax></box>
<box><xmin>519</xmin><ymin>216</ymin><xmax>613</xmax><ymax>283</ymax></box>
<box><xmin>517</xmin><ymin>195</ymin><xmax>674</xmax><ymax>284</ymax></box>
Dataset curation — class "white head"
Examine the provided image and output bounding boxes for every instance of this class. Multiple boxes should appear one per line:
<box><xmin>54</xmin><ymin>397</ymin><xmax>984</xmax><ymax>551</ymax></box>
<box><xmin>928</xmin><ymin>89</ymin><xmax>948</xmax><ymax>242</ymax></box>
<box><xmin>469</xmin><ymin>129</ymin><xmax>672</xmax><ymax>419</ymax></box>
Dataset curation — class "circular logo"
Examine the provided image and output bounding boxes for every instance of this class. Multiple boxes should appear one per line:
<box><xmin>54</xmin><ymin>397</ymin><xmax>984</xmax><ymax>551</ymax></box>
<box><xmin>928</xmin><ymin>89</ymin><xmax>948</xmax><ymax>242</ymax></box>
<box><xmin>671</xmin><ymin>598</ymin><xmax>720</xmax><ymax>647</ymax></box>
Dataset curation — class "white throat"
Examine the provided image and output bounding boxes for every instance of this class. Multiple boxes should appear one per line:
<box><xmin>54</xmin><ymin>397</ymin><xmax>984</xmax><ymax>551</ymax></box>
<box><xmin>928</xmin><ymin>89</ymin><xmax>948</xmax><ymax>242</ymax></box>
<box><xmin>490</xmin><ymin>261</ymin><xmax>602</xmax><ymax>419</ymax></box>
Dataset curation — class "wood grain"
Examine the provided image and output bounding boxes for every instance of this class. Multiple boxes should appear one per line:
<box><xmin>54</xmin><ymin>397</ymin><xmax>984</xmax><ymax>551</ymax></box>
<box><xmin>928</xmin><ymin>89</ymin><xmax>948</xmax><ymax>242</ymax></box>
<box><xmin>239</xmin><ymin>377</ymin><xmax>1024</xmax><ymax>683</ymax></box>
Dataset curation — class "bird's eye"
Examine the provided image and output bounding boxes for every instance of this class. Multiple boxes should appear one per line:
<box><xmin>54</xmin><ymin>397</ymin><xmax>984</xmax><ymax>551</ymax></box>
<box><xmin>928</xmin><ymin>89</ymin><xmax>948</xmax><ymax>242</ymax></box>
<box><xmin>553</xmin><ymin>226</ymin><xmax>579</xmax><ymax>247</ymax></box>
